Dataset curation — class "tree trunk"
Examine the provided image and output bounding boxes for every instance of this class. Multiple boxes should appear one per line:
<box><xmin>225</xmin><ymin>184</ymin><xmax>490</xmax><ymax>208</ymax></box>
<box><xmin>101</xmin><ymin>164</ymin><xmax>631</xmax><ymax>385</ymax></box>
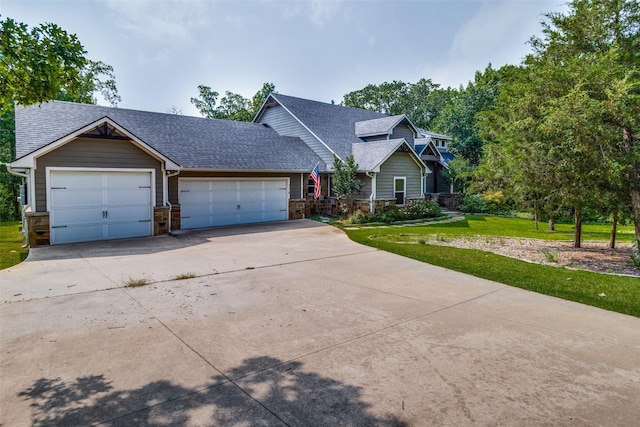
<box><xmin>623</xmin><ymin>127</ymin><xmax>640</xmax><ymax>242</ymax></box>
<box><xmin>609</xmin><ymin>210</ymin><xmax>618</xmax><ymax>249</ymax></box>
<box><xmin>548</xmin><ymin>218</ymin><xmax>555</xmax><ymax>231</ymax></box>
<box><xmin>573</xmin><ymin>207</ymin><xmax>582</xmax><ymax>248</ymax></box>
<box><xmin>534</xmin><ymin>209</ymin><xmax>539</xmax><ymax>231</ymax></box>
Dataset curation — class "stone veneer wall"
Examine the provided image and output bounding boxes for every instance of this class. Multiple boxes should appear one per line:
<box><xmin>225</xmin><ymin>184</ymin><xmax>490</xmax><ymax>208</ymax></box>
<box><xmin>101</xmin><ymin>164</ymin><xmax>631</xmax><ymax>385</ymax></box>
<box><xmin>154</xmin><ymin>207</ymin><xmax>170</xmax><ymax>236</ymax></box>
<box><xmin>25</xmin><ymin>211</ymin><xmax>50</xmax><ymax>246</ymax></box>
<box><xmin>170</xmin><ymin>204</ymin><xmax>181</xmax><ymax>231</ymax></box>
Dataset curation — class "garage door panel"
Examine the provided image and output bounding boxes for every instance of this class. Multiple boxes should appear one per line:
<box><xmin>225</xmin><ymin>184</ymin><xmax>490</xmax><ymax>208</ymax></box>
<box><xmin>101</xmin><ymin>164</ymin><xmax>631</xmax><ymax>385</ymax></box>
<box><xmin>106</xmin><ymin>205</ymin><xmax>152</xmax><ymax>222</ymax></box>
<box><xmin>51</xmin><ymin>207</ymin><xmax>103</xmax><ymax>225</ymax></box>
<box><xmin>52</xmin><ymin>224</ymin><xmax>105</xmax><ymax>245</ymax></box>
<box><xmin>105</xmin><ymin>188</ymin><xmax>152</xmax><ymax>205</ymax></box>
<box><xmin>106</xmin><ymin>221</ymin><xmax>152</xmax><ymax>239</ymax></box>
<box><xmin>50</xmin><ymin>189</ymin><xmax>103</xmax><ymax>208</ymax></box>
<box><xmin>180</xmin><ymin>179</ymin><xmax>288</xmax><ymax>229</ymax></box>
<box><xmin>105</xmin><ymin>172</ymin><xmax>150</xmax><ymax>187</ymax></box>
<box><xmin>51</xmin><ymin>171</ymin><xmax>103</xmax><ymax>189</ymax></box>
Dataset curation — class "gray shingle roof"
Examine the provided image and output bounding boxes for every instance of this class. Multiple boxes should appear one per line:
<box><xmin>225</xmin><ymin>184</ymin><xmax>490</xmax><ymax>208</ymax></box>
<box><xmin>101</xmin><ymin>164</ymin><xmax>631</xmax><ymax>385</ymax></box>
<box><xmin>14</xmin><ymin>101</ymin><xmax>322</xmax><ymax>171</ymax></box>
<box><xmin>269</xmin><ymin>94</ymin><xmax>390</xmax><ymax>160</ymax></box>
<box><xmin>354</xmin><ymin>115</ymin><xmax>406</xmax><ymax>137</ymax></box>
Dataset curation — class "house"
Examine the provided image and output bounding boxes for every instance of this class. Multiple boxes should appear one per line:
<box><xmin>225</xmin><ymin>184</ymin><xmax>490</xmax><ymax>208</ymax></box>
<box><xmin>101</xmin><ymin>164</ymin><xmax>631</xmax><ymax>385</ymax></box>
<box><xmin>415</xmin><ymin>129</ymin><xmax>456</xmax><ymax>197</ymax></box>
<box><xmin>9</xmin><ymin>94</ymin><xmax>455</xmax><ymax>246</ymax></box>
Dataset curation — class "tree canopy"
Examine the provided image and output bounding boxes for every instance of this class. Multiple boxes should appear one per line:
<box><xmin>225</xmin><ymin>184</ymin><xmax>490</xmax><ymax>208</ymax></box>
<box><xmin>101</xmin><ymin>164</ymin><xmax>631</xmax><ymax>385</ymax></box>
<box><xmin>342</xmin><ymin>78</ymin><xmax>454</xmax><ymax>130</ymax></box>
<box><xmin>190</xmin><ymin>82</ymin><xmax>275</xmax><ymax>122</ymax></box>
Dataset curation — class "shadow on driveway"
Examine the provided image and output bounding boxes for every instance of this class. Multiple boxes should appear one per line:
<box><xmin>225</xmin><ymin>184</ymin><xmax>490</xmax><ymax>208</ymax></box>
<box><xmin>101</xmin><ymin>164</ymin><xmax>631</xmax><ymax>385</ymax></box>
<box><xmin>18</xmin><ymin>356</ymin><xmax>407</xmax><ymax>426</ymax></box>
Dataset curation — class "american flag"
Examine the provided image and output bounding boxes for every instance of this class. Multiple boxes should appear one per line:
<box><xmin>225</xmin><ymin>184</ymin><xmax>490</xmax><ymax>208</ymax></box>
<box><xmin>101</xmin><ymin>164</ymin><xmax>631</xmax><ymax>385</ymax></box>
<box><xmin>310</xmin><ymin>164</ymin><xmax>321</xmax><ymax>199</ymax></box>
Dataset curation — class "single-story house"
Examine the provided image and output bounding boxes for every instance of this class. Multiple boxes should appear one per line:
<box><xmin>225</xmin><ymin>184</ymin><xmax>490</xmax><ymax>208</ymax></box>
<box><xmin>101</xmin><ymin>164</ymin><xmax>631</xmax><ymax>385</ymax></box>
<box><xmin>9</xmin><ymin>93</ymin><xmax>455</xmax><ymax>246</ymax></box>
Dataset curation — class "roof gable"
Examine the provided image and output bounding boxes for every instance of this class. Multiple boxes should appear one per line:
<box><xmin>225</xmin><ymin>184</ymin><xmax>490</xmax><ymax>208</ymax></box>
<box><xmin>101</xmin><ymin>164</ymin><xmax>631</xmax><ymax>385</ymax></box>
<box><xmin>351</xmin><ymin>138</ymin><xmax>428</xmax><ymax>173</ymax></box>
<box><xmin>258</xmin><ymin>93</ymin><xmax>390</xmax><ymax>161</ymax></box>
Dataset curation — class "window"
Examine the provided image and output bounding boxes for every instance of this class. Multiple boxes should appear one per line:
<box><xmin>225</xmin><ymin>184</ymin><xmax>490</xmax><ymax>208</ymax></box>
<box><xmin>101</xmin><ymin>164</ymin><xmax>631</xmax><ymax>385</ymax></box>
<box><xmin>394</xmin><ymin>177</ymin><xmax>406</xmax><ymax>206</ymax></box>
<box><xmin>307</xmin><ymin>176</ymin><xmax>316</xmax><ymax>197</ymax></box>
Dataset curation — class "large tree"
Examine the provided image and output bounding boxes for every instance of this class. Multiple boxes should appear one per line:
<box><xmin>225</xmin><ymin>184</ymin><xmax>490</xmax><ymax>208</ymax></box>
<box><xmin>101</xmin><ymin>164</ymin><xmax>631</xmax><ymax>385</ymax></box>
<box><xmin>0</xmin><ymin>17</ymin><xmax>120</xmax><ymax>220</ymax></box>
<box><xmin>190</xmin><ymin>82</ymin><xmax>275</xmax><ymax>122</ymax></box>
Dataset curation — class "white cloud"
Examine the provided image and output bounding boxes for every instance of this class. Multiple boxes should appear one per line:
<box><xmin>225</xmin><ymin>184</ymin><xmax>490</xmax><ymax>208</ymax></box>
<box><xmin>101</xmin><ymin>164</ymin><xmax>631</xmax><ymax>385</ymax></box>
<box><xmin>104</xmin><ymin>0</ymin><xmax>210</xmax><ymax>42</ymax></box>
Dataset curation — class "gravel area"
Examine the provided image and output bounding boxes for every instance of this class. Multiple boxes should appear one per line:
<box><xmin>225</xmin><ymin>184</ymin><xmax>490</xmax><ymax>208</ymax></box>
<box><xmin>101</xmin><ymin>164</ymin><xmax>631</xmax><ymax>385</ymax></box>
<box><xmin>422</xmin><ymin>235</ymin><xmax>639</xmax><ymax>277</ymax></box>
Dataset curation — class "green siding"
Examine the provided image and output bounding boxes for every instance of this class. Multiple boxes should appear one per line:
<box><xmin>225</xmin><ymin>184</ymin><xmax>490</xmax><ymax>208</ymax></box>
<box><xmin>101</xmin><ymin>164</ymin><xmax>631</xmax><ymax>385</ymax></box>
<box><xmin>376</xmin><ymin>152</ymin><xmax>422</xmax><ymax>199</ymax></box>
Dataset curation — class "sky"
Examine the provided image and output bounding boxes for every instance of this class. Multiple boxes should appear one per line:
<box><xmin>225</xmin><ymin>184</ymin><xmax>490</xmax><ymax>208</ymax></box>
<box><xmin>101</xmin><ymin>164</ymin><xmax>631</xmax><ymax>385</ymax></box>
<box><xmin>1</xmin><ymin>0</ymin><xmax>566</xmax><ymax>117</ymax></box>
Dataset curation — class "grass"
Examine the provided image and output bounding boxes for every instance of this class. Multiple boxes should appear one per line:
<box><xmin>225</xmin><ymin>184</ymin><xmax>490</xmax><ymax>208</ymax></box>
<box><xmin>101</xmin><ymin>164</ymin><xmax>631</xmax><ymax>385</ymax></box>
<box><xmin>0</xmin><ymin>221</ymin><xmax>29</xmax><ymax>270</ymax></box>
<box><xmin>172</xmin><ymin>272</ymin><xmax>197</xmax><ymax>280</ymax></box>
<box><xmin>343</xmin><ymin>215</ymin><xmax>640</xmax><ymax>318</ymax></box>
<box><xmin>124</xmin><ymin>277</ymin><xmax>149</xmax><ymax>287</ymax></box>
<box><xmin>388</xmin><ymin>215</ymin><xmax>638</xmax><ymax>242</ymax></box>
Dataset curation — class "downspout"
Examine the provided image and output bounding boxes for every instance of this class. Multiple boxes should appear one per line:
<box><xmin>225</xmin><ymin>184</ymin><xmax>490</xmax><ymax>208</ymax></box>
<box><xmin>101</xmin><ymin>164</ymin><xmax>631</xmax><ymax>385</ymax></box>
<box><xmin>3</xmin><ymin>164</ymin><xmax>30</xmax><ymax>244</ymax></box>
<box><xmin>166</xmin><ymin>169</ymin><xmax>181</xmax><ymax>235</ymax></box>
<box><xmin>366</xmin><ymin>171</ymin><xmax>376</xmax><ymax>214</ymax></box>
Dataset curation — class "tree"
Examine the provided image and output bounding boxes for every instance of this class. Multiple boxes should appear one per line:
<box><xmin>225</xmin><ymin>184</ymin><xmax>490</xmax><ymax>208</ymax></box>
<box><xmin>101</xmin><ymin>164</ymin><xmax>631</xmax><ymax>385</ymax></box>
<box><xmin>332</xmin><ymin>155</ymin><xmax>363</xmax><ymax>215</ymax></box>
<box><xmin>435</xmin><ymin>64</ymin><xmax>501</xmax><ymax>166</ymax></box>
<box><xmin>0</xmin><ymin>17</ymin><xmax>120</xmax><ymax>220</ymax></box>
<box><xmin>190</xmin><ymin>82</ymin><xmax>276</xmax><ymax>122</ymax></box>
<box><xmin>0</xmin><ymin>17</ymin><xmax>88</xmax><ymax>113</ymax></box>
<box><xmin>54</xmin><ymin>60</ymin><xmax>121</xmax><ymax>106</ymax></box>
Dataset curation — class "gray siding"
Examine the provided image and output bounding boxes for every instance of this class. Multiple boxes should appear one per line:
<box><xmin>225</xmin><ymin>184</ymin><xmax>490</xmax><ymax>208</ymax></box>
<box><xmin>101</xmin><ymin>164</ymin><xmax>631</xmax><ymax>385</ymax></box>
<box><xmin>391</xmin><ymin>125</ymin><xmax>415</xmax><ymax>144</ymax></box>
<box><xmin>168</xmin><ymin>171</ymin><xmax>300</xmax><ymax>204</ymax></box>
<box><xmin>258</xmin><ymin>106</ymin><xmax>335</xmax><ymax>165</ymax></box>
<box><xmin>356</xmin><ymin>173</ymin><xmax>372</xmax><ymax>199</ymax></box>
<box><xmin>35</xmin><ymin>137</ymin><xmax>163</xmax><ymax>212</ymax></box>
<box><xmin>376</xmin><ymin>152</ymin><xmax>422</xmax><ymax>199</ymax></box>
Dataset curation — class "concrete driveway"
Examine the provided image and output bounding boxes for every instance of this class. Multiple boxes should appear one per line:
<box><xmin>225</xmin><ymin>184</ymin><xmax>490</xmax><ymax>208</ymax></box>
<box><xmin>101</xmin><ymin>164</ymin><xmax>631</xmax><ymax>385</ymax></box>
<box><xmin>1</xmin><ymin>220</ymin><xmax>639</xmax><ymax>426</ymax></box>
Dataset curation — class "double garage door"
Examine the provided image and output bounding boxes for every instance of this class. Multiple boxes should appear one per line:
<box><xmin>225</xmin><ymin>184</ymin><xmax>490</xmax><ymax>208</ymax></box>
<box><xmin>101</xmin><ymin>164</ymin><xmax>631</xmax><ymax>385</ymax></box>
<box><xmin>49</xmin><ymin>170</ymin><xmax>153</xmax><ymax>245</ymax></box>
<box><xmin>180</xmin><ymin>178</ymin><xmax>289</xmax><ymax>229</ymax></box>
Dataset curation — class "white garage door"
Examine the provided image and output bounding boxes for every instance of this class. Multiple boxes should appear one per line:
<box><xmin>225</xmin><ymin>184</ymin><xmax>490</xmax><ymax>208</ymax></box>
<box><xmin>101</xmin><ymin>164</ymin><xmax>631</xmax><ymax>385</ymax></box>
<box><xmin>49</xmin><ymin>170</ymin><xmax>153</xmax><ymax>245</ymax></box>
<box><xmin>180</xmin><ymin>179</ymin><xmax>289</xmax><ymax>229</ymax></box>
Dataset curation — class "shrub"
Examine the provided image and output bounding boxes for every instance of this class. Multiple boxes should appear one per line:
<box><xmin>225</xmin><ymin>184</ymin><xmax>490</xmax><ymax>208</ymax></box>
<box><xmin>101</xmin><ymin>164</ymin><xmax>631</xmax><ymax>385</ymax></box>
<box><xmin>459</xmin><ymin>193</ymin><xmax>488</xmax><ymax>213</ymax></box>
<box><xmin>373</xmin><ymin>206</ymin><xmax>404</xmax><ymax>224</ymax></box>
<box><xmin>344</xmin><ymin>210</ymin><xmax>371</xmax><ymax>225</ymax></box>
<box><xmin>403</xmin><ymin>200</ymin><xmax>443</xmax><ymax>219</ymax></box>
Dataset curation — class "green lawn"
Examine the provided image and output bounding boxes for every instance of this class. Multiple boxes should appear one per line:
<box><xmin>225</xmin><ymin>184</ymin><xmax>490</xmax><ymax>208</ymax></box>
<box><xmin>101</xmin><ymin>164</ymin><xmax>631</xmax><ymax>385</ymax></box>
<box><xmin>0</xmin><ymin>222</ymin><xmax>29</xmax><ymax>270</ymax></box>
<box><xmin>380</xmin><ymin>214</ymin><xmax>637</xmax><ymax>242</ymax></box>
<box><xmin>343</xmin><ymin>215</ymin><xmax>640</xmax><ymax>318</ymax></box>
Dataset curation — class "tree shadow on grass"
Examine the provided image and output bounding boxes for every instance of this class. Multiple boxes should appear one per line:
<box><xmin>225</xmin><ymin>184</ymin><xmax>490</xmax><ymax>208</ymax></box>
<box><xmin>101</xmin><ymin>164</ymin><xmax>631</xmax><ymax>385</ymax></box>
<box><xmin>18</xmin><ymin>357</ymin><xmax>408</xmax><ymax>426</ymax></box>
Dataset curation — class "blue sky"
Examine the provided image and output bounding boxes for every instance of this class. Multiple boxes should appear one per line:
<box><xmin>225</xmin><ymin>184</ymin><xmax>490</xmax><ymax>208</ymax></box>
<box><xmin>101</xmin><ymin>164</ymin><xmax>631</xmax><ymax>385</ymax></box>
<box><xmin>2</xmin><ymin>0</ymin><xmax>565</xmax><ymax>116</ymax></box>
